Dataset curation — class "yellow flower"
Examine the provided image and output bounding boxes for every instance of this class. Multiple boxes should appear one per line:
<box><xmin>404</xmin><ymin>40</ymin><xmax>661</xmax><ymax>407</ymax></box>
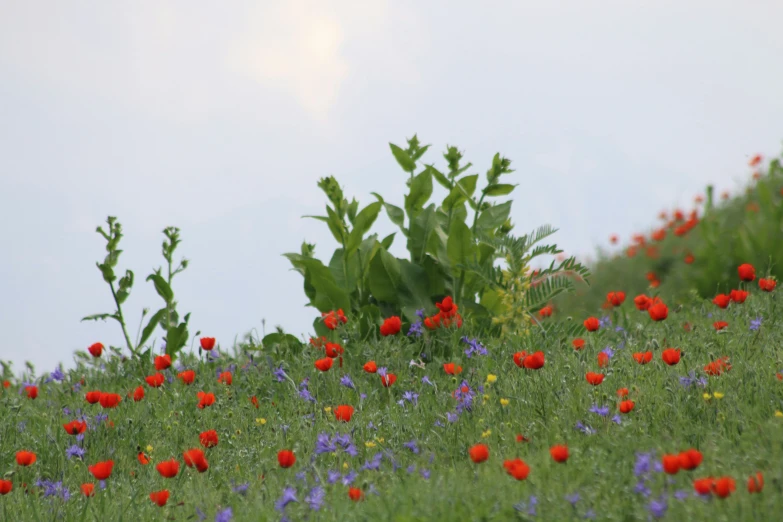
<box><xmin>486</xmin><ymin>374</ymin><xmax>497</xmax><ymax>384</ymax></box>
<box><xmin>146</xmin><ymin>445</ymin><xmax>154</xmax><ymax>453</ymax></box>
<box><xmin>500</xmin><ymin>398</ymin><xmax>510</xmax><ymax>406</ymax></box>
<box><xmin>365</xmin><ymin>441</ymin><xmax>376</xmax><ymax>448</ymax></box>
<box><xmin>256</xmin><ymin>418</ymin><xmax>267</xmax><ymax>425</ymax></box>
<box><xmin>481</xmin><ymin>429</ymin><xmax>492</xmax><ymax>438</ymax></box>
<box><xmin>775</xmin><ymin>410</ymin><xmax>783</xmax><ymax>418</ymax></box>
<box><xmin>323</xmin><ymin>407</ymin><xmax>332</xmax><ymax>413</ymax></box>
<box><xmin>702</xmin><ymin>393</ymin><xmax>712</xmax><ymax>400</ymax></box>
<box><xmin>713</xmin><ymin>392</ymin><xmax>724</xmax><ymax>399</ymax></box>
<box><xmin>483</xmin><ymin>394</ymin><xmax>490</xmax><ymax>401</ymax></box>
<box><xmin>343</xmin><ymin>462</ymin><xmax>349</xmax><ymax>469</ymax></box>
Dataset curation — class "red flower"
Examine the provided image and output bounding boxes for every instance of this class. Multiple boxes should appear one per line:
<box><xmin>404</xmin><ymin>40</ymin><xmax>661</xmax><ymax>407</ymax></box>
<box><xmin>85</xmin><ymin>390</ymin><xmax>102</xmax><ymax>404</ymax></box>
<box><xmin>363</xmin><ymin>361</ymin><xmax>377</xmax><ymax>373</ymax></box>
<box><xmin>693</xmin><ymin>477</ymin><xmax>715</xmax><ymax>495</ymax></box>
<box><xmin>516</xmin><ymin>434</ymin><xmax>530</xmax><ymax>443</ymax></box>
<box><xmin>177</xmin><ymin>370</ymin><xmax>195</xmax><ymax>385</ymax></box>
<box><xmin>99</xmin><ymin>392</ymin><xmax>121</xmax><ymax>408</ymax></box>
<box><xmin>217</xmin><ymin>371</ymin><xmax>232</xmax><ymax>385</ymax></box>
<box><xmin>648</xmin><ymin>302</ymin><xmax>668</xmax><ymax>321</ymax></box>
<box><xmin>334</xmin><ymin>405</ymin><xmax>355</xmax><ymax>422</ymax></box>
<box><xmin>523</xmin><ymin>351</ymin><xmax>545</xmax><ymax>370</ymax></box>
<box><xmin>348</xmin><ymin>487</ymin><xmax>364</xmax><ymax>502</ymax></box>
<box><xmin>80</xmin><ymin>483</ymin><xmax>95</xmax><ymax>497</ymax></box>
<box><xmin>423</xmin><ymin>314</ymin><xmax>441</xmax><ymax>330</ymax></box>
<box><xmin>197</xmin><ymin>391</ymin><xmax>215</xmax><ymax>409</ymax></box>
<box><xmin>15</xmin><ymin>451</ymin><xmax>36</xmax><ymax>466</ymax></box>
<box><xmin>678</xmin><ymin>449</ymin><xmax>703</xmax><ymax>471</ymax></box>
<box><xmin>503</xmin><ymin>458</ymin><xmax>530</xmax><ymax>480</ymax></box>
<box><xmin>0</xmin><ymin>480</ymin><xmax>12</xmax><ymax>495</ymax></box>
<box><xmin>250</xmin><ymin>396</ymin><xmax>259</xmax><ymax>409</ymax></box>
<box><xmin>549</xmin><ymin>444</ymin><xmax>569</xmax><ymax>463</ymax></box>
<box><xmin>137</xmin><ymin>452</ymin><xmax>150</xmax><ymax>465</ymax></box>
<box><xmin>88</xmin><ymin>460</ymin><xmax>114</xmax><ymax>480</ymax></box>
<box><xmin>606</xmin><ymin>291</ymin><xmax>626</xmax><ymax>306</ymax></box>
<box><xmin>619</xmin><ymin>400</ymin><xmax>635</xmax><ymax>414</ymax></box>
<box><xmin>380</xmin><ymin>316</ymin><xmax>402</xmax><ymax>336</ymax></box>
<box><xmin>314</xmin><ymin>358</ymin><xmax>333</xmax><ymax>372</ymax></box>
<box><xmin>513</xmin><ymin>351</ymin><xmax>528</xmax><ymax>368</ymax></box>
<box><xmin>651</xmin><ymin>228</ymin><xmax>666</xmax><ymax>241</ymax></box>
<box><xmin>610</xmin><ymin>234</ymin><xmax>618</xmax><ymax>244</ymax></box>
<box><xmin>538</xmin><ymin>306</ymin><xmax>553</xmax><ymax>318</ymax></box>
<box><xmin>150</xmin><ymin>490</ymin><xmax>170</xmax><ymax>506</ymax></box>
<box><xmin>738</xmin><ymin>263</ymin><xmax>756</xmax><ymax>281</ymax></box>
<box><xmin>25</xmin><ymin>385</ymin><xmax>38</xmax><ymax>399</ymax></box>
<box><xmin>634</xmin><ymin>295</ymin><xmax>651</xmax><ymax>311</ymax></box>
<box><xmin>684</xmin><ymin>253</ymin><xmax>695</xmax><ymax>264</ymax></box>
<box><xmin>583</xmin><ymin>317</ymin><xmax>600</xmax><ymax>332</ymax></box>
<box><xmin>572</xmin><ymin>338</ymin><xmax>585</xmax><ymax>351</ymax></box>
<box><xmin>712</xmin><ymin>477</ymin><xmax>736</xmax><ymax>498</ymax></box>
<box><xmin>277</xmin><ymin>450</ymin><xmax>296</xmax><ymax>468</ymax></box>
<box><xmin>436</xmin><ymin>297</ymin><xmax>458</xmax><ymax>317</ymax></box>
<box><xmin>145</xmin><ymin>373</ymin><xmax>165</xmax><ymax>388</ymax></box>
<box><xmin>156</xmin><ymin>459</ymin><xmax>180</xmax><ymax>478</ymax></box>
<box><xmin>322</xmin><ymin>309</ymin><xmax>348</xmax><ymax>330</ymax></box>
<box><xmin>183</xmin><ymin>449</ymin><xmax>209</xmax><ymax>472</ymax></box>
<box><xmin>729</xmin><ymin>289</ymin><xmax>748</xmax><ymax>304</ymax></box>
<box><xmin>380</xmin><ymin>373</ymin><xmax>397</xmax><ymax>387</ymax></box>
<box><xmin>597</xmin><ymin>352</ymin><xmax>609</xmax><ymax>368</ymax></box>
<box><xmin>713</xmin><ymin>321</ymin><xmax>729</xmax><ymax>331</ymax></box>
<box><xmin>133</xmin><ymin>385</ymin><xmax>145</xmax><ymax>402</ymax></box>
<box><xmin>324</xmin><ymin>342</ymin><xmax>343</xmax><ymax>358</ymax></box>
<box><xmin>617</xmin><ymin>388</ymin><xmax>629</xmax><ymax>397</ymax></box>
<box><xmin>199</xmin><ymin>337</ymin><xmax>216</xmax><ymax>351</ymax></box>
<box><xmin>712</xmin><ymin>294</ymin><xmax>730</xmax><ymax>308</ymax></box>
<box><xmin>469</xmin><ymin>444</ymin><xmax>489</xmax><ymax>463</ymax></box>
<box><xmin>585</xmin><ymin>372</ymin><xmax>604</xmax><ymax>386</ymax></box>
<box><xmin>443</xmin><ymin>363</ymin><xmax>463</xmax><ymax>375</ymax></box>
<box><xmin>749</xmin><ymin>154</ymin><xmax>762</xmax><ymax>167</ymax></box>
<box><xmin>63</xmin><ymin>420</ymin><xmax>87</xmax><ymax>435</ymax></box>
<box><xmin>88</xmin><ymin>343</ymin><xmax>104</xmax><ymax>358</ymax></box>
<box><xmin>704</xmin><ymin>356</ymin><xmax>731</xmax><ymax>376</ymax></box>
<box><xmin>661</xmin><ymin>454</ymin><xmax>680</xmax><ymax>474</ymax></box>
<box><xmin>154</xmin><ymin>354</ymin><xmax>171</xmax><ymax>371</ymax></box>
<box><xmin>199</xmin><ymin>429</ymin><xmax>219</xmax><ymax>448</ymax></box>
<box><xmin>759</xmin><ymin>278</ymin><xmax>777</xmax><ymax>292</ymax></box>
<box><xmin>661</xmin><ymin>348</ymin><xmax>681</xmax><ymax>366</ymax></box>
<box><xmin>747</xmin><ymin>472</ymin><xmax>764</xmax><ymax>493</ymax></box>
<box><xmin>633</xmin><ymin>351</ymin><xmax>653</xmax><ymax>365</ymax></box>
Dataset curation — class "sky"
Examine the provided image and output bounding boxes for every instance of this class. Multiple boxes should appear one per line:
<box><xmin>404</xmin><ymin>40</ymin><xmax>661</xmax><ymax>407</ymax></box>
<box><xmin>1</xmin><ymin>1</ymin><xmax>782</xmax><ymax>376</ymax></box>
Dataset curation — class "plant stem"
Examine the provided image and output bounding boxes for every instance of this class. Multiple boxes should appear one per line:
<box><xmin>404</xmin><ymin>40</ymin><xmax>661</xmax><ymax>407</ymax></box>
<box><xmin>110</xmin><ymin>282</ymin><xmax>135</xmax><ymax>355</ymax></box>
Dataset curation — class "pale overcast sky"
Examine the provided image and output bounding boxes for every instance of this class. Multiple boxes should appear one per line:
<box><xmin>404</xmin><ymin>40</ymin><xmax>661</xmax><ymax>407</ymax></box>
<box><xmin>2</xmin><ymin>1</ymin><xmax>782</xmax><ymax>375</ymax></box>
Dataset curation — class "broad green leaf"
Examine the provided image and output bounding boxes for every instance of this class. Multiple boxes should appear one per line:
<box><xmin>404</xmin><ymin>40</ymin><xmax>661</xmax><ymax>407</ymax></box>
<box><xmin>262</xmin><ymin>333</ymin><xmax>301</xmax><ymax>350</ymax></box>
<box><xmin>358</xmin><ymin>304</ymin><xmax>381</xmax><ymax>339</ymax></box>
<box><xmin>428</xmin><ymin>165</ymin><xmax>452</xmax><ymax>190</ymax></box>
<box><xmin>476</xmin><ymin>201</ymin><xmax>512</xmax><ymax>232</ymax></box>
<box><xmin>480</xmin><ymin>288</ymin><xmax>506</xmax><ymax>316</ymax></box>
<box><xmin>447</xmin><ymin>219</ymin><xmax>474</xmax><ymax>269</ymax></box>
<box><xmin>390</xmin><ymin>143</ymin><xmax>417</xmax><ymax>173</ymax></box>
<box><xmin>407</xmin><ymin>204</ymin><xmax>439</xmax><ymax>264</ymax></box>
<box><xmin>442</xmin><ymin>174</ymin><xmax>478</xmax><ymax>210</ymax></box>
<box><xmin>138</xmin><ymin>307</ymin><xmax>166</xmax><ymax>349</ymax></box>
<box><xmin>146</xmin><ymin>273</ymin><xmax>173</xmax><ymax>303</ymax></box>
<box><xmin>97</xmin><ymin>262</ymin><xmax>115</xmax><ymax>283</ymax></box>
<box><xmin>422</xmin><ymin>255</ymin><xmax>446</xmax><ymax>297</ymax></box>
<box><xmin>346</xmin><ymin>201</ymin><xmax>382</xmax><ymax>254</ymax></box>
<box><xmin>411</xmin><ymin>144</ymin><xmax>430</xmax><ymax>162</ymax></box>
<box><xmin>380</xmin><ymin>232</ymin><xmax>396</xmax><ymax>250</ymax></box>
<box><xmin>293</xmin><ymin>257</ymin><xmax>352</xmax><ymax>312</ymax></box>
<box><xmin>398</xmin><ymin>259</ymin><xmax>433</xmax><ymax>312</ymax></box>
<box><xmin>368</xmin><ymin>247</ymin><xmax>401</xmax><ymax>303</ymax></box>
<box><xmin>325</xmin><ymin>206</ymin><xmax>346</xmax><ymax>243</ymax></box>
<box><xmin>404</xmin><ymin>169</ymin><xmax>433</xmax><ymax>218</ymax></box>
<box><xmin>484</xmin><ymin>184</ymin><xmax>517</xmax><ymax>197</ymax></box>
<box><xmin>328</xmin><ymin>248</ymin><xmax>360</xmax><ymax>294</ymax></box>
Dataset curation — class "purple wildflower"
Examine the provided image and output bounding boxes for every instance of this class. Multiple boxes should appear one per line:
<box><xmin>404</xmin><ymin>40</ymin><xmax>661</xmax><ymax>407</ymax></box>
<box><xmin>403</xmin><ymin>440</ymin><xmax>420</xmax><ymax>454</ymax></box>
<box><xmin>215</xmin><ymin>508</ymin><xmax>233</xmax><ymax>522</ymax></box>
<box><xmin>601</xmin><ymin>347</ymin><xmax>615</xmax><ymax>359</ymax></box>
<box><xmin>648</xmin><ymin>498</ymin><xmax>668</xmax><ymax>518</ymax></box>
<box><xmin>750</xmin><ymin>317</ymin><xmax>762</xmax><ymax>331</ymax></box>
<box><xmin>340</xmin><ymin>374</ymin><xmax>355</xmax><ymax>389</ymax></box>
<box><xmin>377</xmin><ymin>367</ymin><xmax>388</xmax><ymax>378</ymax></box>
<box><xmin>611</xmin><ymin>414</ymin><xmax>622</xmax><ymax>425</ymax></box>
<box><xmin>402</xmin><ymin>391</ymin><xmax>419</xmax><ymax>405</ymax></box>
<box><xmin>461</xmin><ymin>337</ymin><xmax>487</xmax><ymax>358</ymax></box>
<box><xmin>446</xmin><ymin>412</ymin><xmax>458</xmax><ymax>423</ymax></box>
<box><xmin>415</xmin><ymin>308</ymin><xmax>426</xmax><ymax>319</ymax></box>
<box><xmin>275</xmin><ymin>487</ymin><xmax>298</xmax><ymax>512</ymax></box>
<box><xmin>589</xmin><ymin>404</ymin><xmax>610</xmax><ymax>417</ymax></box>
<box><xmin>66</xmin><ymin>444</ymin><xmax>85</xmax><ymax>460</ymax></box>
<box><xmin>407</xmin><ymin>321</ymin><xmax>424</xmax><ymax>337</ymax></box>
<box><xmin>420</xmin><ymin>469</ymin><xmax>431</xmax><ymax>479</ymax></box>
<box><xmin>273</xmin><ymin>365</ymin><xmax>287</xmax><ymax>382</ymax></box>
<box><xmin>305</xmin><ymin>486</ymin><xmax>325</xmax><ymax>511</ymax></box>
<box><xmin>341</xmin><ymin>471</ymin><xmax>358</xmax><ymax>486</ymax></box>
<box><xmin>566</xmin><ymin>492</ymin><xmax>580</xmax><ymax>505</ymax></box>
<box><xmin>231</xmin><ymin>482</ymin><xmax>249</xmax><ymax>495</ymax></box>
<box><xmin>327</xmin><ymin>470</ymin><xmax>341</xmax><ymax>484</ymax></box>
<box><xmin>421</xmin><ymin>376</ymin><xmax>434</xmax><ymax>386</ymax></box>
<box><xmin>575</xmin><ymin>421</ymin><xmax>595</xmax><ymax>435</ymax></box>
<box><xmin>673</xmin><ymin>490</ymin><xmax>689</xmax><ymax>501</ymax></box>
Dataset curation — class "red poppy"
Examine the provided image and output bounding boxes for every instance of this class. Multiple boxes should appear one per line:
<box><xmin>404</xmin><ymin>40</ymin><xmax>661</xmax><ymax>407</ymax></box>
<box><xmin>661</xmin><ymin>454</ymin><xmax>680</xmax><ymax>474</ymax></box>
<box><xmin>199</xmin><ymin>429</ymin><xmax>218</xmax><ymax>448</ymax></box>
<box><xmin>2</xmin><ymin>380</ymin><xmax>9</xmax><ymax>388</ymax></box>
<box><xmin>197</xmin><ymin>391</ymin><xmax>215</xmax><ymax>409</ymax></box>
<box><xmin>585</xmin><ymin>372</ymin><xmax>604</xmax><ymax>386</ymax></box>
<box><xmin>15</xmin><ymin>451</ymin><xmax>36</xmax><ymax>466</ymax></box>
<box><xmin>729</xmin><ymin>289</ymin><xmax>748</xmax><ymax>304</ymax></box>
<box><xmin>380</xmin><ymin>374</ymin><xmax>397</xmax><ymax>387</ymax></box>
<box><xmin>712</xmin><ymin>477</ymin><xmax>736</xmax><ymax>498</ymax></box>
<box><xmin>634</xmin><ymin>295</ymin><xmax>651</xmax><ymax>311</ymax></box>
<box><xmin>704</xmin><ymin>356</ymin><xmax>731</xmax><ymax>376</ymax></box>
<box><xmin>154</xmin><ymin>354</ymin><xmax>171</xmax><ymax>371</ymax></box>
<box><xmin>436</xmin><ymin>296</ymin><xmax>458</xmax><ymax>316</ymax></box>
<box><xmin>610</xmin><ymin>234</ymin><xmax>618</xmax><ymax>244</ymax></box>
<box><xmin>309</xmin><ymin>336</ymin><xmax>327</xmax><ymax>348</ymax></box>
<box><xmin>712</xmin><ymin>294</ymin><xmax>730</xmax><ymax>308</ymax></box>
<box><xmin>200</xmin><ymin>337</ymin><xmax>216</xmax><ymax>351</ymax></box>
<box><xmin>322</xmin><ymin>309</ymin><xmax>348</xmax><ymax>330</ymax></box>
<box><xmin>63</xmin><ymin>420</ymin><xmax>87</xmax><ymax>435</ymax></box>
<box><xmin>150</xmin><ymin>490</ymin><xmax>170</xmax><ymax>506</ymax></box>
<box><xmin>334</xmin><ymin>405</ymin><xmax>355</xmax><ymax>422</ymax></box>
<box><xmin>572</xmin><ymin>338</ymin><xmax>585</xmax><ymax>350</ymax></box>
<box><xmin>597</xmin><ymin>352</ymin><xmax>609</xmax><ymax>368</ymax></box>
<box><xmin>277</xmin><ymin>450</ymin><xmax>296</xmax><ymax>468</ymax></box>
<box><xmin>132</xmin><ymin>385</ymin><xmax>145</xmax><ymax>402</ymax></box>
<box><xmin>538</xmin><ymin>306</ymin><xmax>553</xmax><ymax>318</ymax></box>
<box><xmin>423</xmin><ymin>314</ymin><xmax>441</xmax><ymax>330</ymax></box>
<box><xmin>747</xmin><ymin>472</ymin><xmax>764</xmax><ymax>493</ymax></box>
<box><xmin>314</xmin><ymin>358</ymin><xmax>333</xmax><ymax>372</ymax></box>
<box><xmin>683</xmin><ymin>322</ymin><xmax>692</xmax><ymax>332</ymax></box>
<box><xmin>549</xmin><ymin>444</ymin><xmax>569</xmax><ymax>463</ymax></box>
<box><xmin>80</xmin><ymin>483</ymin><xmax>95</xmax><ymax>497</ymax></box>
<box><xmin>88</xmin><ymin>343</ymin><xmax>104</xmax><ymax>358</ymax></box>
<box><xmin>759</xmin><ymin>278</ymin><xmax>777</xmax><ymax>292</ymax></box>
<box><xmin>661</xmin><ymin>348</ymin><xmax>681</xmax><ymax>366</ymax></box>
<box><xmin>583</xmin><ymin>317</ymin><xmax>600</xmax><ymax>332</ymax></box>
<box><xmin>633</xmin><ymin>351</ymin><xmax>653</xmax><ymax>365</ymax></box>
<box><xmin>713</xmin><ymin>321</ymin><xmax>729</xmax><ymax>331</ymax></box>
<box><xmin>25</xmin><ymin>385</ymin><xmax>38</xmax><ymax>399</ymax></box>
<box><xmin>651</xmin><ymin>228</ymin><xmax>666</xmax><ymax>241</ymax></box>
<box><xmin>443</xmin><ymin>363</ymin><xmax>463</xmax><ymax>375</ymax></box>
<box><xmin>85</xmin><ymin>390</ymin><xmax>102</xmax><ymax>404</ymax></box>
<box><xmin>348</xmin><ymin>487</ymin><xmax>364</xmax><ymax>502</ymax></box>
<box><xmin>469</xmin><ymin>444</ymin><xmax>489</xmax><ymax>463</ymax></box>
<box><xmin>137</xmin><ymin>452</ymin><xmax>150</xmax><ymax>465</ymax></box>
<box><xmin>684</xmin><ymin>253</ymin><xmax>695</xmax><ymax>264</ymax></box>
<box><xmin>617</xmin><ymin>388</ymin><xmax>629</xmax><ymax>397</ymax></box>
<box><xmin>693</xmin><ymin>477</ymin><xmax>715</xmax><ymax>495</ymax></box>
<box><xmin>619</xmin><ymin>400</ymin><xmax>635</xmax><ymax>414</ymax></box>
<box><xmin>145</xmin><ymin>373</ymin><xmax>165</xmax><ymax>388</ymax></box>
<box><xmin>648</xmin><ymin>302</ymin><xmax>668</xmax><ymax>321</ymax></box>
<box><xmin>156</xmin><ymin>459</ymin><xmax>180</xmax><ymax>478</ymax></box>
<box><xmin>749</xmin><ymin>154</ymin><xmax>762</xmax><ymax>167</ymax></box>
<box><xmin>738</xmin><ymin>263</ymin><xmax>756</xmax><ymax>281</ymax></box>
<box><xmin>523</xmin><ymin>351</ymin><xmax>545</xmax><ymax>370</ymax></box>
<box><xmin>217</xmin><ymin>371</ymin><xmax>232</xmax><ymax>385</ymax></box>
<box><xmin>250</xmin><ymin>396</ymin><xmax>259</xmax><ymax>409</ymax></box>
<box><xmin>513</xmin><ymin>351</ymin><xmax>528</xmax><ymax>368</ymax></box>
<box><xmin>99</xmin><ymin>392</ymin><xmax>121</xmax><ymax>408</ymax></box>
<box><xmin>606</xmin><ymin>291</ymin><xmax>625</xmax><ymax>306</ymax></box>
<box><xmin>0</xmin><ymin>480</ymin><xmax>12</xmax><ymax>495</ymax></box>
<box><xmin>503</xmin><ymin>458</ymin><xmax>530</xmax><ymax>480</ymax></box>
<box><xmin>516</xmin><ymin>434</ymin><xmax>529</xmax><ymax>443</ymax></box>
<box><xmin>363</xmin><ymin>361</ymin><xmax>377</xmax><ymax>373</ymax></box>
<box><xmin>627</xmin><ymin>246</ymin><xmax>637</xmax><ymax>258</ymax></box>
<box><xmin>183</xmin><ymin>449</ymin><xmax>209</xmax><ymax>472</ymax></box>
<box><xmin>324</xmin><ymin>342</ymin><xmax>344</xmax><ymax>358</ymax></box>
<box><xmin>678</xmin><ymin>449</ymin><xmax>703</xmax><ymax>471</ymax></box>
<box><xmin>88</xmin><ymin>460</ymin><xmax>114</xmax><ymax>480</ymax></box>
<box><xmin>177</xmin><ymin>370</ymin><xmax>195</xmax><ymax>385</ymax></box>
<box><xmin>380</xmin><ymin>316</ymin><xmax>402</xmax><ymax>336</ymax></box>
